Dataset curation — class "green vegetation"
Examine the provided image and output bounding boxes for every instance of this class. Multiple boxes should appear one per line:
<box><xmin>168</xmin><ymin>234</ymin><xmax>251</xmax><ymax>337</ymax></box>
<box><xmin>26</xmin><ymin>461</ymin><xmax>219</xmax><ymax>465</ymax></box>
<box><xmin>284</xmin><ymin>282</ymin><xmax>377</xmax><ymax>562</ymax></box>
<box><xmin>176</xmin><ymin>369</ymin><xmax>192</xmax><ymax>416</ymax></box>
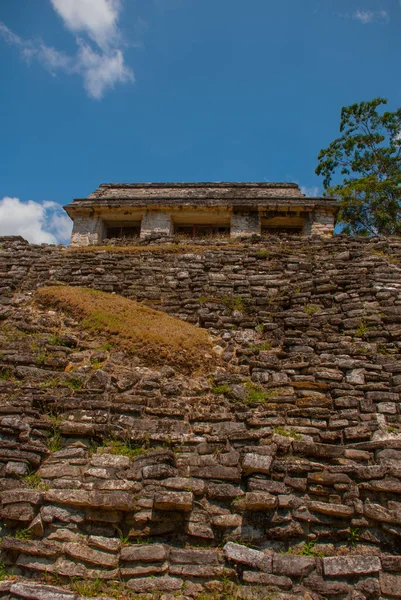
<box><xmin>0</xmin><ymin>369</ymin><xmax>12</xmax><ymax>381</ymax></box>
<box><xmin>255</xmin><ymin>249</ymin><xmax>269</xmax><ymax>258</ymax></box>
<box><xmin>40</xmin><ymin>378</ymin><xmax>59</xmax><ymax>389</ymax></box>
<box><xmin>244</xmin><ymin>382</ymin><xmax>267</xmax><ymax>404</ymax></box>
<box><xmin>65</xmin><ymin>377</ymin><xmax>83</xmax><ymax>391</ymax></box>
<box><xmin>347</xmin><ymin>527</ymin><xmax>360</xmax><ymax>547</ymax></box>
<box><xmin>249</xmin><ymin>341</ymin><xmax>272</xmax><ymax>351</ymax></box>
<box><xmin>272</xmin><ymin>426</ymin><xmax>302</xmax><ymax>441</ymax></box>
<box><xmin>211</xmin><ymin>384</ymin><xmax>231</xmax><ymax>395</ymax></box>
<box><xmin>303</xmin><ymin>304</ymin><xmax>321</xmax><ymax>316</ymax></box>
<box><xmin>99</xmin><ymin>438</ymin><xmax>152</xmax><ymax>461</ymax></box>
<box><xmin>0</xmin><ymin>563</ymin><xmax>9</xmax><ymax>581</ymax></box>
<box><xmin>47</xmin><ymin>430</ymin><xmax>62</xmax><ymax>453</ymax></box>
<box><xmin>355</xmin><ymin>319</ymin><xmax>369</xmax><ymax>338</ymax></box>
<box><xmin>12</xmin><ymin>528</ymin><xmax>33</xmax><ymax>541</ymax></box>
<box><xmin>283</xmin><ymin>540</ymin><xmax>322</xmax><ymax>557</ymax></box>
<box><xmin>23</xmin><ymin>472</ymin><xmax>49</xmax><ymax>491</ymax></box>
<box><xmin>70</xmin><ymin>577</ymin><xmax>104</xmax><ymax>597</ymax></box>
<box><xmin>36</xmin><ymin>286</ymin><xmax>214</xmax><ymax>374</ymax></box>
<box><xmin>221</xmin><ymin>296</ymin><xmax>247</xmax><ymax>312</ymax></box>
<box><xmin>316</xmin><ymin>97</ymin><xmax>401</xmax><ymax>236</ymax></box>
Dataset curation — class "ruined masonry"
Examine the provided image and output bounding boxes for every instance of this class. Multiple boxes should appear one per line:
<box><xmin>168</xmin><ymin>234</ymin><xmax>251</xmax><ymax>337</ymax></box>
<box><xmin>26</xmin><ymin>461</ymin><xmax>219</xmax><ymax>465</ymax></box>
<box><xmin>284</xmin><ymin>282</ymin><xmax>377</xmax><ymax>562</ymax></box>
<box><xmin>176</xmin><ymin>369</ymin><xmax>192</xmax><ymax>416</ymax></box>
<box><xmin>64</xmin><ymin>182</ymin><xmax>338</xmax><ymax>246</ymax></box>
<box><xmin>0</xmin><ymin>233</ymin><xmax>401</xmax><ymax>600</ymax></box>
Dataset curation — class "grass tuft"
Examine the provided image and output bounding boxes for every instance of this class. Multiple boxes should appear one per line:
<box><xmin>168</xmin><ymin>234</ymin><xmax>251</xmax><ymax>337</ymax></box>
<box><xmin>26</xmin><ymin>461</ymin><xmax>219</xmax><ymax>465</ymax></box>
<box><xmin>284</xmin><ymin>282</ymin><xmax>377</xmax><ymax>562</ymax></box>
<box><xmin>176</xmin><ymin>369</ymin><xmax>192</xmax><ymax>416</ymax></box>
<box><xmin>36</xmin><ymin>286</ymin><xmax>214</xmax><ymax>374</ymax></box>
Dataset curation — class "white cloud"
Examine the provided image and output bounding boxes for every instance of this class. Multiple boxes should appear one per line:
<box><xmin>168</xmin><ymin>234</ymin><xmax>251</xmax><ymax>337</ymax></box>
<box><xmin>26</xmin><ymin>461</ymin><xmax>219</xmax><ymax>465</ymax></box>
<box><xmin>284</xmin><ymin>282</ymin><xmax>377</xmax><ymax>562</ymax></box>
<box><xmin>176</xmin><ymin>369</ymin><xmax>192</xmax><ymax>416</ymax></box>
<box><xmin>0</xmin><ymin>197</ymin><xmax>72</xmax><ymax>245</ymax></box>
<box><xmin>0</xmin><ymin>0</ymin><xmax>134</xmax><ymax>99</ymax></box>
<box><xmin>353</xmin><ymin>10</ymin><xmax>388</xmax><ymax>24</ymax></box>
<box><xmin>301</xmin><ymin>186</ymin><xmax>320</xmax><ymax>197</ymax></box>
<box><xmin>50</xmin><ymin>0</ymin><xmax>121</xmax><ymax>49</ymax></box>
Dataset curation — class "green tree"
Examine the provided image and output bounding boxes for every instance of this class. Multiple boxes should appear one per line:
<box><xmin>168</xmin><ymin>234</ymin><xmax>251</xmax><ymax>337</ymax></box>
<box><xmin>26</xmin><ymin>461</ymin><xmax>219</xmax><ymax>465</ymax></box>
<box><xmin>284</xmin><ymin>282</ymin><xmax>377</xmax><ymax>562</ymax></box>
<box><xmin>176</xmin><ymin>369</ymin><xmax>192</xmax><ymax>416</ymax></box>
<box><xmin>316</xmin><ymin>98</ymin><xmax>401</xmax><ymax>236</ymax></box>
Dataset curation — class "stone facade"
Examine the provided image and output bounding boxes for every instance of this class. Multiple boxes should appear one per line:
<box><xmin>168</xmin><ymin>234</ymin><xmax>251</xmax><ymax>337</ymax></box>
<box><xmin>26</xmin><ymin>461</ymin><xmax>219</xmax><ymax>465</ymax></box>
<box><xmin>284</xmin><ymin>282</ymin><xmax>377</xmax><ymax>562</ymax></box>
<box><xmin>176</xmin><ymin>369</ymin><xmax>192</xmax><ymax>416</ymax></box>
<box><xmin>0</xmin><ymin>234</ymin><xmax>401</xmax><ymax>598</ymax></box>
<box><xmin>64</xmin><ymin>182</ymin><xmax>338</xmax><ymax>246</ymax></box>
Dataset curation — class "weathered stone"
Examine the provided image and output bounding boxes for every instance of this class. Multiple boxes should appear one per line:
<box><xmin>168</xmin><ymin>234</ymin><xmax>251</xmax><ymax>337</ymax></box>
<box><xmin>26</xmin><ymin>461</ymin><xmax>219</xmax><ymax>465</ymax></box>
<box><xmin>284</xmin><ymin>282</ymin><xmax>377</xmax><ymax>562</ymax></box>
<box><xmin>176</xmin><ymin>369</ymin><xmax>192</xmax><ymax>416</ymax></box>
<box><xmin>1</xmin><ymin>490</ymin><xmax>43</xmax><ymax>505</ymax></box>
<box><xmin>1</xmin><ymin>502</ymin><xmax>36</xmax><ymax>522</ymax></box>
<box><xmin>120</xmin><ymin>544</ymin><xmax>167</xmax><ymax>562</ymax></box>
<box><xmin>1</xmin><ymin>537</ymin><xmax>60</xmax><ymax>557</ymax></box>
<box><xmin>242</xmin><ymin>453</ymin><xmax>273</xmax><ymax>475</ymax></box>
<box><xmin>380</xmin><ymin>573</ymin><xmax>401</xmax><ymax>597</ymax></box>
<box><xmin>45</xmin><ymin>490</ymin><xmax>134</xmax><ymax>511</ymax></box>
<box><xmin>207</xmin><ymin>483</ymin><xmax>244</xmax><ymax>500</ymax></box>
<box><xmin>211</xmin><ymin>514</ymin><xmax>242</xmax><ymax>527</ymax></box>
<box><xmin>5</xmin><ymin>461</ymin><xmax>29</xmax><ymax>477</ymax></box>
<box><xmin>273</xmin><ymin>555</ymin><xmax>316</xmax><ymax>577</ymax></box>
<box><xmin>309</xmin><ymin>501</ymin><xmax>354</xmax><ymax>518</ymax></box>
<box><xmin>323</xmin><ymin>555</ymin><xmax>382</xmax><ymax>577</ymax></box>
<box><xmin>9</xmin><ymin>582</ymin><xmax>77</xmax><ymax>600</ymax></box>
<box><xmin>223</xmin><ymin>542</ymin><xmax>272</xmax><ymax>572</ymax></box>
<box><xmin>90</xmin><ymin>453</ymin><xmax>131</xmax><ymax>469</ymax></box>
<box><xmin>243</xmin><ymin>492</ymin><xmax>277</xmax><ymax>511</ymax></box>
<box><xmin>153</xmin><ymin>491</ymin><xmax>193</xmax><ymax>511</ymax></box>
<box><xmin>170</xmin><ymin>548</ymin><xmax>220</xmax><ymax>565</ymax></box>
<box><xmin>242</xmin><ymin>571</ymin><xmax>292</xmax><ymax>589</ymax></box>
<box><xmin>64</xmin><ymin>542</ymin><xmax>118</xmax><ymax>568</ymax></box>
<box><xmin>127</xmin><ymin>576</ymin><xmax>182</xmax><ymax>593</ymax></box>
<box><xmin>381</xmin><ymin>556</ymin><xmax>401</xmax><ymax>572</ymax></box>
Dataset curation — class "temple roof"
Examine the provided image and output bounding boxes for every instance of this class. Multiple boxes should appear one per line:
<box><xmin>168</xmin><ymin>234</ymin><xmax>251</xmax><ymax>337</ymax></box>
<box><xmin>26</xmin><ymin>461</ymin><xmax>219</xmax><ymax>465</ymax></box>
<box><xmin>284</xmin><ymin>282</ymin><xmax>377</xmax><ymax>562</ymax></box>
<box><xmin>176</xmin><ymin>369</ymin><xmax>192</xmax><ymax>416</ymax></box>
<box><xmin>64</xmin><ymin>182</ymin><xmax>338</xmax><ymax>214</ymax></box>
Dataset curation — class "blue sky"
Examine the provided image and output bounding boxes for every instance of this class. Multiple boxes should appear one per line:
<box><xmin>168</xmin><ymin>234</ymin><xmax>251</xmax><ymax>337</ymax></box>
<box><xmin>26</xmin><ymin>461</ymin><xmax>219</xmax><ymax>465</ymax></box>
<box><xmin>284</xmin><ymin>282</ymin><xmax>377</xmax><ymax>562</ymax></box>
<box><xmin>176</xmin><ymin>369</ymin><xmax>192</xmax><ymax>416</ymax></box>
<box><xmin>0</xmin><ymin>0</ymin><xmax>400</xmax><ymax>243</ymax></box>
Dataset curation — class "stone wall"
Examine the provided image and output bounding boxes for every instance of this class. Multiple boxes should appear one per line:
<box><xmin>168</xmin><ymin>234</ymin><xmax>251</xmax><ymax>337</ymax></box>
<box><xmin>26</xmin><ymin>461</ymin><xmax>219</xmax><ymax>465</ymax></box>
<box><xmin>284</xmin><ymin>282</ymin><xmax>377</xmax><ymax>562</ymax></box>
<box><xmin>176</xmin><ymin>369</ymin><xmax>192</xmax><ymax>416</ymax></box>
<box><xmin>310</xmin><ymin>210</ymin><xmax>336</xmax><ymax>237</ymax></box>
<box><xmin>70</xmin><ymin>216</ymin><xmax>103</xmax><ymax>247</ymax></box>
<box><xmin>0</xmin><ymin>234</ymin><xmax>401</xmax><ymax>599</ymax></box>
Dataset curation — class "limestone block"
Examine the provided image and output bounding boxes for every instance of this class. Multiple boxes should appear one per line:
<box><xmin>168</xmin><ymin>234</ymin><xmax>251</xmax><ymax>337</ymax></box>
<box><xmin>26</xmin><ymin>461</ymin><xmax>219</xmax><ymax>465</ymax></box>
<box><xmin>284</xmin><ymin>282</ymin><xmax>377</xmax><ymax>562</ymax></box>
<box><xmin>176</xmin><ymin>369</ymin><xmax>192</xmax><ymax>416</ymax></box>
<box><xmin>140</xmin><ymin>211</ymin><xmax>172</xmax><ymax>237</ymax></box>
<box><xmin>127</xmin><ymin>576</ymin><xmax>182</xmax><ymax>593</ymax></box>
<box><xmin>170</xmin><ymin>548</ymin><xmax>220</xmax><ymax>565</ymax></box>
<box><xmin>223</xmin><ymin>542</ymin><xmax>272</xmax><ymax>572</ymax></box>
<box><xmin>242</xmin><ymin>572</ymin><xmax>292</xmax><ymax>589</ymax></box>
<box><xmin>381</xmin><ymin>573</ymin><xmax>401</xmax><ymax>597</ymax></box>
<box><xmin>64</xmin><ymin>542</ymin><xmax>118</xmax><ymax>568</ymax></box>
<box><xmin>230</xmin><ymin>213</ymin><xmax>260</xmax><ymax>237</ymax></box>
<box><xmin>243</xmin><ymin>492</ymin><xmax>277</xmax><ymax>511</ymax></box>
<box><xmin>10</xmin><ymin>582</ymin><xmax>77</xmax><ymax>600</ymax></box>
<box><xmin>153</xmin><ymin>491</ymin><xmax>193</xmax><ymax>511</ymax></box>
<box><xmin>121</xmin><ymin>544</ymin><xmax>167</xmax><ymax>562</ymax></box>
<box><xmin>273</xmin><ymin>554</ymin><xmax>316</xmax><ymax>577</ymax></box>
<box><xmin>242</xmin><ymin>453</ymin><xmax>273</xmax><ymax>475</ymax></box>
<box><xmin>309</xmin><ymin>501</ymin><xmax>354</xmax><ymax>518</ymax></box>
<box><xmin>323</xmin><ymin>555</ymin><xmax>381</xmax><ymax>577</ymax></box>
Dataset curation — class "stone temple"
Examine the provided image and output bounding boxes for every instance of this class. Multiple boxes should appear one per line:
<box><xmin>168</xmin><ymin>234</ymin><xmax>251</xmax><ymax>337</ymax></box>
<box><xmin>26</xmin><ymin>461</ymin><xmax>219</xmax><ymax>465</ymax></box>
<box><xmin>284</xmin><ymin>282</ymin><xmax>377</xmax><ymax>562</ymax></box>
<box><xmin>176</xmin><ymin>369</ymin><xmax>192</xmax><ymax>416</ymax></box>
<box><xmin>64</xmin><ymin>182</ymin><xmax>338</xmax><ymax>246</ymax></box>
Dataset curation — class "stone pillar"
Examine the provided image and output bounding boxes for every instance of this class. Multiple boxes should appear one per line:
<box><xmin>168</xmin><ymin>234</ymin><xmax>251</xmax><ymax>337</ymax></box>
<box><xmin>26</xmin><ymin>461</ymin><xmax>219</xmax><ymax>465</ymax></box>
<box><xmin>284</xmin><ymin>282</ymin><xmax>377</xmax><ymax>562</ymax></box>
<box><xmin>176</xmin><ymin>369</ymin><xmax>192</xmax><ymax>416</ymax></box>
<box><xmin>230</xmin><ymin>212</ymin><xmax>260</xmax><ymax>237</ymax></box>
<box><xmin>140</xmin><ymin>211</ymin><xmax>172</xmax><ymax>238</ymax></box>
<box><xmin>310</xmin><ymin>210</ymin><xmax>336</xmax><ymax>237</ymax></box>
<box><xmin>70</xmin><ymin>216</ymin><xmax>103</xmax><ymax>247</ymax></box>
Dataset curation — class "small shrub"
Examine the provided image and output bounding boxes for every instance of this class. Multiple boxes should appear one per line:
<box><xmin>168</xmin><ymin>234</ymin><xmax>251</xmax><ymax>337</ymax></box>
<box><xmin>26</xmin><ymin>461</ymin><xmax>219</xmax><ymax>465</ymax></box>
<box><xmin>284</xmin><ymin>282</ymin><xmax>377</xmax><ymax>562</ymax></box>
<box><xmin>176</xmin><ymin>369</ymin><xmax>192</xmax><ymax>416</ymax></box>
<box><xmin>100</xmin><ymin>438</ymin><xmax>151</xmax><ymax>461</ymax></box>
<box><xmin>272</xmin><ymin>426</ymin><xmax>301</xmax><ymax>440</ymax></box>
<box><xmin>244</xmin><ymin>382</ymin><xmax>267</xmax><ymax>404</ymax></box>
<box><xmin>0</xmin><ymin>563</ymin><xmax>9</xmax><ymax>581</ymax></box>
<box><xmin>256</xmin><ymin>249</ymin><xmax>269</xmax><ymax>258</ymax></box>
<box><xmin>13</xmin><ymin>528</ymin><xmax>32</xmax><ymax>541</ymax></box>
<box><xmin>249</xmin><ymin>341</ymin><xmax>272</xmax><ymax>351</ymax></box>
<box><xmin>23</xmin><ymin>472</ymin><xmax>49</xmax><ymax>491</ymax></box>
<box><xmin>348</xmin><ymin>527</ymin><xmax>360</xmax><ymax>547</ymax></box>
<box><xmin>40</xmin><ymin>378</ymin><xmax>59</xmax><ymax>389</ymax></box>
<box><xmin>355</xmin><ymin>319</ymin><xmax>369</xmax><ymax>338</ymax></box>
<box><xmin>65</xmin><ymin>378</ymin><xmax>83</xmax><ymax>391</ymax></box>
<box><xmin>222</xmin><ymin>296</ymin><xmax>247</xmax><ymax>312</ymax></box>
<box><xmin>304</xmin><ymin>304</ymin><xmax>320</xmax><ymax>316</ymax></box>
<box><xmin>70</xmin><ymin>577</ymin><xmax>104</xmax><ymax>597</ymax></box>
<box><xmin>0</xmin><ymin>369</ymin><xmax>12</xmax><ymax>381</ymax></box>
<box><xmin>211</xmin><ymin>384</ymin><xmax>231</xmax><ymax>395</ymax></box>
